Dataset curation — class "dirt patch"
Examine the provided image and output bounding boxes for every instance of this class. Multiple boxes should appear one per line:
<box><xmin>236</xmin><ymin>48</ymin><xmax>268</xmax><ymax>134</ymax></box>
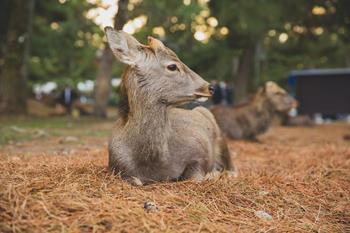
<box><xmin>1</xmin><ymin>123</ymin><xmax>349</xmax><ymax>232</ymax></box>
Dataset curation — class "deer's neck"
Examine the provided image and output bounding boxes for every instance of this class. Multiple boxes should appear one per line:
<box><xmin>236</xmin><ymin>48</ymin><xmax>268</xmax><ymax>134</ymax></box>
<box><xmin>124</xmin><ymin>74</ymin><xmax>171</xmax><ymax>162</ymax></box>
<box><xmin>251</xmin><ymin>94</ymin><xmax>274</xmax><ymax>125</ymax></box>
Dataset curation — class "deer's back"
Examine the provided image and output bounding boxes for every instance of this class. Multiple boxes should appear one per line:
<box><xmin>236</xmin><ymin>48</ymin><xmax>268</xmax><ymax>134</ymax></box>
<box><xmin>210</xmin><ymin>105</ymin><xmax>271</xmax><ymax>139</ymax></box>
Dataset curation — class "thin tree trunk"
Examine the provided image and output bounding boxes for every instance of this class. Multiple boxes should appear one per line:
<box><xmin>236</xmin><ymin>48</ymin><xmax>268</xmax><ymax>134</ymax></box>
<box><xmin>235</xmin><ymin>45</ymin><xmax>255</xmax><ymax>103</ymax></box>
<box><xmin>93</xmin><ymin>0</ymin><xmax>128</xmax><ymax>118</ymax></box>
<box><xmin>0</xmin><ymin>0</ymin><xmax>35</xmax><ymax>114</ymax></box>
<box><xmin>93</xmin><ymin>48</ymin><xmax>114</xmax><ymax>118</ymax></box>
<box><xmin>254</xmin><ymin>40</ymin><xmax>262</xmax><ymax>87</ymax></box>
<box><xmin>0</xmin><ymin>1</ymin><xmax>12</xmax><ymax>62</ymax></box>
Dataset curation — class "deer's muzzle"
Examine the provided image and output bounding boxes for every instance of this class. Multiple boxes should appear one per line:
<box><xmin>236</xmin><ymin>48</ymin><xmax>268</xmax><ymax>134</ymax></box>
<box><xmin>194</xmin><ymin>84</ymin><xmax>213</xmax><ymax>98</ymax></box>
<box><xmin>292</xmin><ymin>100</ymin><xmax>299</xmax><ymax>108</ymax></box>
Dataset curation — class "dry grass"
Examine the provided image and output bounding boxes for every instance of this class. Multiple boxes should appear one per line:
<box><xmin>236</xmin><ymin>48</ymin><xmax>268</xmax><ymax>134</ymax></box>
<box><xmin>0</xmin><ymin>123</ymin><xmax>349</xmax><ymax>232</ymax></box>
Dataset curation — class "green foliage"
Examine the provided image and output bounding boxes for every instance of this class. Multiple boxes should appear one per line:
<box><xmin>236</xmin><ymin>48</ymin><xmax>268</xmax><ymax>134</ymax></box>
<box><xmin>3</xmin><ymin>0</ymin><xmax>348</xmax><ymax>94</ymax></box>
<box><xmin>206</xmin><ymin>0</ymin><xmax>350</xmax><ymax>88</ymax></box>
<box><xmin>29</xmin><ymin>0</ymin><xmax>102</xmax><ymax>86</ymax></box>
<box><xmin>260</xmin><ymin>0</ymin><xmax>350</xmax><ymax>85</ymax></box>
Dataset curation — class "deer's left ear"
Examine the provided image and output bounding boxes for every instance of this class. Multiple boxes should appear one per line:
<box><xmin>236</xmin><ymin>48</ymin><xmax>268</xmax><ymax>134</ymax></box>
<box><xmin>148</xmin><ymin>36</ymin><xmax>166</xmax><ymax>52</ymax></box>
<box><xmin>105</xmin><ymin>27</ymin><xmax>143</xmax><ymax>66</ymax></box>
<box><xmin>265</xmin><ymin>81</ymin><xmax>283</xmax><ymax>95</ymax></box>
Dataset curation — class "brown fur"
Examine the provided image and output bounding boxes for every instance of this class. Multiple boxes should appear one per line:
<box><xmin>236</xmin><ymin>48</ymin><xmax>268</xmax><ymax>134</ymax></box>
<box><xmin>211</xmin><ymin>82</ymin><xmax>297</xmax><ymax>140</ymax></box>
<box><xmin>281</xmin><ymin>114</ymin><xmax>314</xmax><ymax>127</ymax></box>
<box><xmin>105</xmin><ymin>27</ymin><xmax>236</xmax><ymax>184</ymax></box>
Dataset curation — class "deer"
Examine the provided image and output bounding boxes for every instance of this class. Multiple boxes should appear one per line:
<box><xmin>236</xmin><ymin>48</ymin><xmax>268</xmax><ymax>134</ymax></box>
<box><xmin>211</xmin><ymin>81</ymin><xmax>297</xmax><ymax>141</ymax></box>
<box><xmin>105</xmin><ymin>27</ymin><xmax>236</xmax><ymax>185</ymax></box>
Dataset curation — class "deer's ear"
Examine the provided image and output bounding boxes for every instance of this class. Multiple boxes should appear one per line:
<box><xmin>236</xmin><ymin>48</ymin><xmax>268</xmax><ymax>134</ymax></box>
<box><xmin>148</xmin><ymin>36</ymin><xmax>166</xmax><ymax>52</ymax></box>
<box><xmin>265</xmin><ymin>81</ymin><xmax>283</xmax><ymax>95</ymax></box>
<box><xmin>105</xmin><ymin>27</ymin><xmax>142</xmax><ymax>66</ymax></box>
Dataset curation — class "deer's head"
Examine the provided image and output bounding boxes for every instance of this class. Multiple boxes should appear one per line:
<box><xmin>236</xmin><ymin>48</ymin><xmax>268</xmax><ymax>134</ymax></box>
<box><xmin>105</xmin><ymin>27</ymin><xmax>213</xmax><ymax>106</ymax></box>
<box><xmin>263</xmin><ymin>81</ymin><xmax>297</xmax><ymax>113</ymax></box>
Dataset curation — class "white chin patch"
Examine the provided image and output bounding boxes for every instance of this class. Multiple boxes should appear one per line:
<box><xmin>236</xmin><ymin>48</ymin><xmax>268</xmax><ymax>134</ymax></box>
<box><xmin>196</xmin><ymin>97</ymin><xmax>208</xmax><ymax>102</ymax></box>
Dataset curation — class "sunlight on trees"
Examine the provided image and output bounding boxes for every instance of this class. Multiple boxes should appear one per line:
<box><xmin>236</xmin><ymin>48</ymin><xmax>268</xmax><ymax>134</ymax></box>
<box><xmin>207</xmin><ymin>17</ymin><xmax>218</xmax><ymax>27</ymax></box>
<box><xmin>152</xmin><ymin>26</ymin><xmax>165</xmax><ymax>38</ymax></box>
<box><xmin>85</xmin><ymin>0</ymin><xmax>119</xmax><ymax>28</ymax></box>
<box><xmin>313</xmin><ymin>27</ymin><xmax>324</xmax><ymax>35</ymax></box>
<box><xmin>312</xmin><ymin>6</ymin><xmax>326</xmax><ymax>15</ymax></box>
<box><xmin>194</xmin><ymin>31</ymin><xmax>208</xmax><ymax>42</ymax></box>
<box><xmin>292</xmin><ymin>25</ymin><xmax>306</xmax><ymax>34</ymax></box>
<box><xmin>50</xmin><ymin>22</ymin><xmax>60</xmax><ymax>30</ymax></box>
<box><xmin>183</xmin><ymin>0</ymin><xmax>191</xmax><ymax>6</ymax></box>
<box><xmin>123</xmin><ymin>15</ymin><xmax>147</xmax><ymax>35</ymax></box>
<box><xmin>268</xmin><ymin>30</ymin><xmax>277</xmax><ymax>37</ymax></box>
<box><xmin>278</xmin><ymin>33</ymin><xmax>288</xmax><ymax>43</ymax></box>
<box><xmin>191</xmin><ymin>8</ymin><xmax>218</xmax><ymax>43</ymax></box>
<box><xmin>219</xmin><ymin>27</ymin><xmax>229</xmax><ymax>36</ymax></box>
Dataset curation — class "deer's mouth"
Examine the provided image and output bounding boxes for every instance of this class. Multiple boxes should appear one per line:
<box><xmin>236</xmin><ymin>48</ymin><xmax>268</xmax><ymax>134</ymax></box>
<box><xmin>194</xmin><ymin>92</ymin><xmax>212</xmax><ymax>97</ymax></box>
<box><xmin>194</xmin><ymin>91</ymin><xmax>211</xmax><ymax>102</ymax></box>
<box><xmin>168</xmin><ymin>94</ymin><xmax>209</xmax><ymax>106</ymax></box>
<box><xmin>196</xmin><ymin>97</ymin><xmax>208</xmax><ymax>102</ymax></box>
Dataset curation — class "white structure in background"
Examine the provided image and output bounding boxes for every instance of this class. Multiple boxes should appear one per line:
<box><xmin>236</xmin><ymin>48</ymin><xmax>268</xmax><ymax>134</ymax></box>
<box><xmin>32</xmin><ymin>78</ymin><xmax>121</xmax><ymax>102</ymax></box>
<box><xmin>77</xmin><ymin>78</ymin><xmax>121</xmax><ymax>93</ymax></box>
<box><xmin>77</xmin><ymin>78</ymin><xmax>121</xmax><ymax>103</ymax></box>
<box><xmin>314</xmin><ymin>113</ymin><xmax>324</xmax><ymax>125</ymax></box>
<box><xmin>77</xmin><ymin>80</ymin><xmax>95</xmax><ymax>93</ymax></box>
<box><xmin>111</xmin><ymin>78</ymin><xmax>121</xmax><ymax>87</ymax></box>
<box><xmin>288</xmin><ymin>108</ymin><xmax>297</xmax><ymax>117</ymax></box>
<box><xmin>33</xmin><ymin>82</ymin><xmax>58</xmax><ymax>99</ymax></box>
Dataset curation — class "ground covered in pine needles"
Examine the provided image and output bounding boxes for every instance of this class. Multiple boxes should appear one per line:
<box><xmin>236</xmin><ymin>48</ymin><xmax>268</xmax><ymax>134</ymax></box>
<box><xmin>0</xmin><ymin>118</ymin><xmax>349</xmax><ymax>232</ymax></box>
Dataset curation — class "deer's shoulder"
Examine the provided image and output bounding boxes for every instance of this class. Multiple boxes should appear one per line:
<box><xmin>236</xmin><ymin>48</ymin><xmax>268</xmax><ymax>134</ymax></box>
<box><xmin>169</xmin><ymin>107</ymin><xmax>219</xmax><ymax>133</ymax></box>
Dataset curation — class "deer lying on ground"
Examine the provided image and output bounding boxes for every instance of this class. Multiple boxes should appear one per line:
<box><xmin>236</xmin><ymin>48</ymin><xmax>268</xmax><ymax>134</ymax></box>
<box><xmin>210</xmin><ymin>81</ymin><xmax>297</xmax><ymax>140</ymax></box>
<box><xmin>280</xmin><ymin>114</ymin><xmax>314</xmax><ymax>127</ymax></box>
<box><xmin>105</xmin><ymin>27</ymin><xmax>236</xmax><ymax>185</ymax></box>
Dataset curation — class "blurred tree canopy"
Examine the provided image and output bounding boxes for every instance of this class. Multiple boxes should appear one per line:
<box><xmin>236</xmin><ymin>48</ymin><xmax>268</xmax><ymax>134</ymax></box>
<box><xmin>0</xmin><ymin>0</ymin><xmax>349</xmax><ymax>113</ymax></box>
<box><xmin>30</xmin><ymin>0</ymin><xmax>102</xmax><ymax>85</ymax></box>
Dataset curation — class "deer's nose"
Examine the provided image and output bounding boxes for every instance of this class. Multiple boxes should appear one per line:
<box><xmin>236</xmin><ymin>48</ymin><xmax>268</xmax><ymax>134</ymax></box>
<box><xmin>208</xmin><ymin>85</ymin><xmax>215</xmax><ymax>95</ymax></box>
<box><xmin>292</xmin><ymin>99</ymin><xmax>299</xmax><ymax>108</ymax></box>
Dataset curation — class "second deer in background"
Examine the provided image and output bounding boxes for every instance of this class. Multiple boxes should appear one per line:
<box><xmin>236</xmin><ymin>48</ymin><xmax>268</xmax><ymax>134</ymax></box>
<box><xmin>211</xmin><ymin>82</ymin><xmax>297</xmax><ymax>140</ymax></box>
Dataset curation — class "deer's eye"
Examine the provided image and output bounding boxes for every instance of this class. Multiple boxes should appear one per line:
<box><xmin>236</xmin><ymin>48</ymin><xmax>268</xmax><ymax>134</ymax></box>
<box><xmin>167</xmin><ymin>64</ymin><xmax>178</xmax><ymax>72</ymax></box>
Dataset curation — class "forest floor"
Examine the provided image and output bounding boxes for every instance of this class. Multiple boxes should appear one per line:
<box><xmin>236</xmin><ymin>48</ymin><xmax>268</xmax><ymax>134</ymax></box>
<box><xmin>0</xmin><ymin>116</ymin><xmax>349</xmax><ymax>233</ymax></box>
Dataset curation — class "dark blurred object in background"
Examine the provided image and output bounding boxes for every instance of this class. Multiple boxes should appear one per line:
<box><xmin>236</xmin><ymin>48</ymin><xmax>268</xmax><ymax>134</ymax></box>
<box><xmin>211</xmin><ymin>80</ymin><xmax>222</xmax><ymax>105</ymax></box>
<box><xmin>288</xmin><ymin>68</ymin><xmax>350</xmax><ymax>120</ymax></box>
<box><xmin>58</xmin><ymin>84</ymin><xmax>79</xmax><ymax>114</ymax></box>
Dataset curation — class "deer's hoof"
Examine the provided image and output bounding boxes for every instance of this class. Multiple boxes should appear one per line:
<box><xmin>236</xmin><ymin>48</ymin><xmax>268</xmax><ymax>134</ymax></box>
<box><xmin>204</xmin><ymin>170</ymin><xmax>221</xmax><ymax>181</ymax></box>
<box><xmin>129</xmin><ymin>176</ymin><xmax>143</xmax><ymax>186</ymax></box>
<box><xmin>226</xmin><ymin>170</ymin><xmax>238</xmax><ymax>178</ymax></box>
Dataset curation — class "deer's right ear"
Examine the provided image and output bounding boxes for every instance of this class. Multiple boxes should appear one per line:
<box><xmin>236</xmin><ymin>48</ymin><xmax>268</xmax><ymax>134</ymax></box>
<box><xmin>105</xmin><ymin>27</ymin><xmax>142</xmax><ymax>66</ymax></box>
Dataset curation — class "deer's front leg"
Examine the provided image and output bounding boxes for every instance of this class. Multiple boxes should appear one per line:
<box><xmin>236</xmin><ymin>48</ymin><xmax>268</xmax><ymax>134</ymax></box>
<box><xmin>125</xmin><ymin>176</ymin><xmax>144</xmax><ymax>186</ymax></box>
<box><xmin>180</xmin><ymin>162</ymin><xmax>206</xmax><ymax>182</ymax></box>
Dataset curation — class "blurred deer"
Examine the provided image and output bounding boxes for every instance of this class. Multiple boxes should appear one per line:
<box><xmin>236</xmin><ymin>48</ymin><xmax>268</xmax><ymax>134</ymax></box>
<box><xmin>105</xmin><ymin>27</ymin><xmax>236</xmax><ymax>184</ymax></box>
<box><xmin>211</xmin><ymin>81</ymin><xmax>297</xmax><ymax>140</ymax></box>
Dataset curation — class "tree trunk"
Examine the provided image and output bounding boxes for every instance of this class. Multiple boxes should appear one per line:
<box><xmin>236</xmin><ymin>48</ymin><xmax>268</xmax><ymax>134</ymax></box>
<box><xmin>93</xmin><ymin>0</ymin><xmax>128</xmax><ymax>118</ymax></box>
<box><xmin>234</xmin><ymin>45</ymin><xmax>255</xmax><ymax>103</ymax></box>
<box><xmin>0</xmin><ymin>0</ymin><xmax>35</xmax><ymax>114</ymax></box>
<box><xmin>0</xmin><ymin>1</ymin><xmax>11</xmax><ymax>61</ymax></box>
<box><xmin>93</xmin><ymin>48</ymin><xmax>114</xmax><ymax>118</ymax></box>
